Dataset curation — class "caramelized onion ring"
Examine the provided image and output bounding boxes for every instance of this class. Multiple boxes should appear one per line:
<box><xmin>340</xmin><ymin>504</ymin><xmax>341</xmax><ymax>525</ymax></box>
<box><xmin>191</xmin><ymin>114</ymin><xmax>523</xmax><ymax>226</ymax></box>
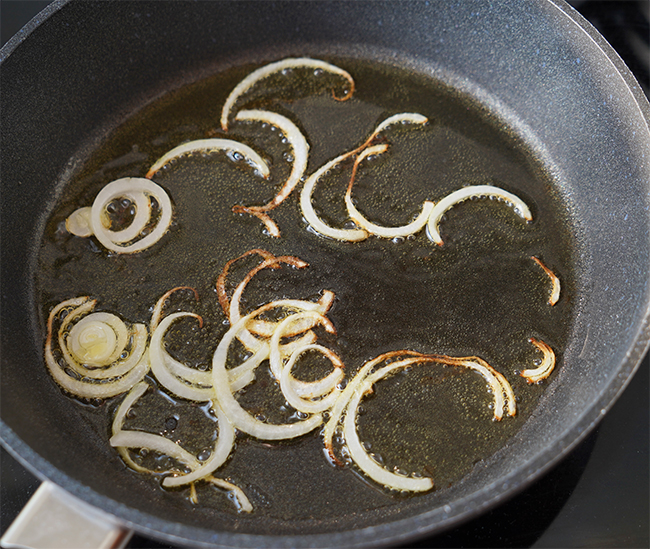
<box><xmin>532</xmin><ymin>256</ymin><xmax>561</xmax><ymax>306</ymax></box>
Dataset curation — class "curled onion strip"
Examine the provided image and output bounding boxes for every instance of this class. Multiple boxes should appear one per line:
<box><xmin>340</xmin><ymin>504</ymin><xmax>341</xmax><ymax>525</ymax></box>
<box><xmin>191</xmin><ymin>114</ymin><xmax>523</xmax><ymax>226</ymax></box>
<box><xmin>221</xmin><ymin>58</ymin><xmax>355</xmax><ymax>131</ymax></box>
<box><xmin>146</xmin><ymin>138</ymin><xmax>269</xmax><ymax>180</ymax></box>
<box><xmin>280</xmin><ymin>344</ymin><xmax>344</xmax><ymax>413</ymax></box>
<box><xmin>426</xmin><ymin>185</ymin><xmax>532</xmax><ymax>246</ymax></box>
<box><xmin>151</xmin><ymin>286</ymin><xmax>199</xmax><ymax>332</ymax></box>
<box><xmin>45</xmin><ymin>298</ymin><xmax>150</xmax><ymax>399</ymax></box>
<box><xmin>111</xmin><ymin>381</ymin><xmax>151</xmax><ymax>473</ymax></box>
<box><xmin>150</xmin><ymin>312</ymin><xmax>214</xmax><ymax>401</ymax></box>
<box><xmin>232</xmin><ymin>110</ymin><xmax>310</xmax><ymax>237</ymax></box>
<box><xmin>216</xmin><ymin>249</ymin><xmax>275</xmax><ymax>317</ymax></box>
<box><xmin>300</xmin><ymin>112</ymin><xmax>428</xmax><ymax>242</ymax></box>
<box><xmin>343</xmin><ymin>357</ymin><xmax>435</xmax><ymax>492</ymax></box>
<box><xmin>163</xmin><ymin>401</ymin><xmax>235</xmax><ymax>487</ymax></box>
<box><xmin>322</xmin><ymin>350</ymin><xmax>425</xmax><ymax>464</ymax></box>
<box><xmin>207</xmin><ymin>477</ymin><xmax>253</xmax><ymax>513</ymax></box>
<box><xmin>532</xmin><ymin>256</ymin><xmax>561</xmax><ymax>306</ymax></box>
<box><xmin>268</xmin><ymin>311</ymin><xmax>337</xmax><ymax>391</ymax></box>
<box><xmin>521</xmin><ymin>338</ymin><xmax>556</xmax><ymax>383</ymax></box>
<box><xmin>86</xmin><ymin>178</ymin><xmax>173</xmax><ymax>253</ymax></box>
<box><xmin>66</xmin><ymin>206</ymin><xmax>93</xmax><ymax>237</ymax></box>
<box><xmin>110</xmin><ymin>430</ymin><xmax>201</xmax><ymax>469</ymax></box>
<box><xmin>345</xmin><ymin>144</ymin><xmax>435</xmax><ymax>239</ymax></box>
<box><xmin>212</xmin><ymin>312</ymin><xmax>323</xmax><ymax>440</ymax></box>
<box><xmin>301</xmin><ymin>153</ymin><xmax>370</xmax><ymax>242</ymax></box>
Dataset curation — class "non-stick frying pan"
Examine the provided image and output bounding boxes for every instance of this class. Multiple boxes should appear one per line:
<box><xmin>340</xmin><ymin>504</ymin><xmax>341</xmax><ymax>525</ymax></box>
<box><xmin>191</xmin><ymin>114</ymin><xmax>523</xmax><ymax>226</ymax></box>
<box><xmin>1</xmin><ymin>1</ymin><xmax>649</xmax><ymax>547</ymax></box>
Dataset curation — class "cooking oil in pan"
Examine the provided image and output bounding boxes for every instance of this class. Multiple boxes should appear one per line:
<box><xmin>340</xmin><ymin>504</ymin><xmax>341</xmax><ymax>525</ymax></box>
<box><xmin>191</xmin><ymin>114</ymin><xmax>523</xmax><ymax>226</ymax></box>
<box><xmin>36</xmin><ymin>57</ymin><xmax>576</xmax><ymax>521</ymax></box>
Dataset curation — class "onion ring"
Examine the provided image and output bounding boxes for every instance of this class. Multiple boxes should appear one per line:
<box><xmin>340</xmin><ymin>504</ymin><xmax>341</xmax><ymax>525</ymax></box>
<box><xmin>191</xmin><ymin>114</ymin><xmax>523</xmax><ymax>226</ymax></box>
<box><xmin>45</xmin><ymin>298</ymin><xmax>150</xmax><ymax>398</ymax></box>
<box><xmin>212</xmin><ymin>311</ymin><xmax>323</xmax><ymax>440</ymax></box>
<box><xmin>83</xmin><ymin>177</ymin><xmax>173</xmax><ymax>253</ymax></box>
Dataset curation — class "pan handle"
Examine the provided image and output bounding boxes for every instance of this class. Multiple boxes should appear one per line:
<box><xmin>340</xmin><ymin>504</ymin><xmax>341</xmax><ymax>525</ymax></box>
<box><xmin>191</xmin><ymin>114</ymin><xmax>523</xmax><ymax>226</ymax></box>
<box><xmin>0</xmin><ymin>482</ymin><xmax>132</xmax><ymax>549</ymax></box>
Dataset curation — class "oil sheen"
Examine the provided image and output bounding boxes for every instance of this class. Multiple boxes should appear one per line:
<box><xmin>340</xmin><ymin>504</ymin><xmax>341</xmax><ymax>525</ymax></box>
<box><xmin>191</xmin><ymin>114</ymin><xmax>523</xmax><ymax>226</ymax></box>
<box><xmin>36</xmin><ymin>57</ymin><xmax>577</xmax><ymax>521</ymax></box>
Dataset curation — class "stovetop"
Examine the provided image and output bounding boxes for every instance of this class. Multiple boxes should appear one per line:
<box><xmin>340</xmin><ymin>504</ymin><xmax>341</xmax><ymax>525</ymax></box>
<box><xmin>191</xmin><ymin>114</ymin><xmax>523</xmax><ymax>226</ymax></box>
<box><xmin>1</xmin><ymin>1</ymin><xmax>648</xmax><ymax>547</ymax></box>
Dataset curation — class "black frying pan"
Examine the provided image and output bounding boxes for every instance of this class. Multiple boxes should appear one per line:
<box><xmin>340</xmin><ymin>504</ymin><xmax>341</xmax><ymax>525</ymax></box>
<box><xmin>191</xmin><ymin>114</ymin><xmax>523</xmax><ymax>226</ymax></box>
<box><xmin>1</xmin><ymin>1</ymin><xmax>649</xmax><ymax>547</ymax></box>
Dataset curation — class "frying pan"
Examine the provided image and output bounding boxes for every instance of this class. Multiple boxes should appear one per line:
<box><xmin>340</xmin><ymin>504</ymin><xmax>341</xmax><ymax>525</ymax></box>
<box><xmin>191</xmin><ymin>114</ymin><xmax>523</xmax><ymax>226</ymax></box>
<box><xmin>1</xmin><ymin>0</ymin><xmax>649</xmax><ymax>547</ymax></box>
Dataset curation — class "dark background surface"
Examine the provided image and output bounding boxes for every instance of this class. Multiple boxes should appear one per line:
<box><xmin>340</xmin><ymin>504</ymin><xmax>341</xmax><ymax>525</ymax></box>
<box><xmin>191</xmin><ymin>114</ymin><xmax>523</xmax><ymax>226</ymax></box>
<box><xmin>1</xmin><ymin>1</ymin><xmax>648</xmax><ymax>548</ymax></box>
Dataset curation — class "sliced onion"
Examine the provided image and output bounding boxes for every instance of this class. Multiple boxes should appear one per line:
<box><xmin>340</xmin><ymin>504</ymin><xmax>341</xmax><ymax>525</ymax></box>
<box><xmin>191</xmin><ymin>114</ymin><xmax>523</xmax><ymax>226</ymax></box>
<box><xmin>206</xmin><ymin>477</ymin><xmax>253</xmax><ymax>513</ymax></box>
<box><xmin>268</xmin><ymin>311</ymin><xmax>337</xmax><ymax>388</ymax></box>
<box><xmin>342</xmin><ymin>358</ymin><xmax>435</xmax><ymax>492</ymax></box>
<box><xmin>300</xmin><ymin>152</ymin><xmax>369</xmax><ymax>242</ymax></box>
<box><xmin>531</xmin><ymin>256</ymin><xmax>561</xmax><ymax>306</ymax></box>
<box><xmin>149</xmin><ymin>312</ymin><xmax>214</xmax><ymax>402</ymax></box>
<box><xmin>146</xmin><ymin>138</ymin><xmax>269</xmax><ymax>180</ymax></box>
<box><xmin>300</xmin><ymin>112</ymin><xmax>427</xmax><ymax>242</ymax></box>
<box><xmin>110</xmin><ymin>430</ymin><xmax>201</xmax><ymax>469</ymax></box>
<box><xmin>150</xmin><ymin>286</ymin><xmax>199</xmax><ymax>332</ymax></box>
<box><xmin>111</xmin><ymin>381</ymin><xmax>152</xmax><ymax>473</ymax></box>
<box><xmin>66</xmin><ymin>207</ymin><xmax>93</xmax><ymax>237</ymax></box>
<box><xmin>212</xmin><ymin>312</ymin><xmax>323</xmax><ymax>440</ymax></box>
<box><xmin>345</xmin><ymin>144</ymin><xmax>435</xmax><ymax>239</ymax></box>
<box><xmin>280</xmin><ymin>344</ymin><xmax>344</xmax><ymax>413</ymax></box>
<box><xmin>426</xmin><ymin>185</ymin><xmax>532</xmax><ymax>246</ymax></box>
<box><xmin>221</xmin><ymin>58</ymin><xmax>355</xmax><ymax>131</ymax></box>
<box><xmin>521</xmin><ymin>338</ymin><xmax>556</xmax><ymax>383</ymax></box>
<box><xmin>216</xmin><ymin>249</ymin><xmax>275</xmax><ymax>318</ymax></box>
<box><xmin>89</xmin><ymin>178</ymin><xmax>173</xmax><ymax>253</ymax></box>
<box><xmin>322</xmin><ymin>350</ymin><xmax>425</xmax><ymax>464</ymax></box>
<box><xmin>45</xmin><ymin>298</ymin><xmax>150</xmax><ymax>399</ymax></box>
<box><xmin>163</xmin><ymin>401</ymin><xmax>235</xmax><ymax>487</ymax></box>
<box><xmin>232</xmin><ymin>110</ymin><xmax>310</xmax><ymax>237</ymax></box>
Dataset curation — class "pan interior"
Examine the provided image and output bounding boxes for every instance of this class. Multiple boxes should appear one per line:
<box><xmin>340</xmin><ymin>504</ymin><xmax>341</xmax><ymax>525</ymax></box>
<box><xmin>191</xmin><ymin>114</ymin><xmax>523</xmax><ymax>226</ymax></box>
<box><xmin>32</xmin><ymin>56</ymin><xmax>578</xmax><ymax>534</ymax></box>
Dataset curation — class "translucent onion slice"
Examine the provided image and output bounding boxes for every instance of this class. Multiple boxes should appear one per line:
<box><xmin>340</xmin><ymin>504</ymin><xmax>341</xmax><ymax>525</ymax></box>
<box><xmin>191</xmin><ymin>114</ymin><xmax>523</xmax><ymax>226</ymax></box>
<box><xmin>232</xmin><ymin>110</ymin><xmax>310</xmax><ymax>237</ymax></box>
<box><xmin>216</xmin><ymin>249</ymin><xmax>275</xmax><ymax>317</ymax></box>
<box><xmin>521</xmin><ymin>338</ymin><xmax>556</xmax><ymax>383</ymax></box>
<box><xmin>110</xmin><ymin>430</ymin><xmax>201</xmax><ymax>469</ymax></box>
<box><xmin>531</xmin><ymin>256</ymin><xmax>561</xmax><ymax>306</ymax></box>
<box><xmin>345</xmin><ymin>144</ymin><xmax>435</xmax><ymax>239</ymax></box>
<box><xmin>66</xmin><ymin>206</ymin><xmax>93</xmax><ymax>237</ymax></box>
<box><xmin>300</xmin><ymin>112</ymin><xmax>427</xmax><ymax>242</ymax></box>
<box><xmin>421</xmin><ymin>354</ymin><xmax>516</xmax><ymax>420</ymax></box>
<box><xmin>65</xmin><ymin>312</ymin><xmax>128</xmax><ymax>367</ymax></box>
<box><xmin>151</xmin><ymin>286</ymin><xmax>199</xmax><ymax>332</ymax></box>
<box><xmin>150</xmin><ymin>312</ymin><xmax>214</xmax><ymax>401</ymax></box>
<box><xmin>322</xmin><ymin>350</ymin><xmax>425</xmax><ymax>464</ymax></box>
<box><xmin>163</xmin><ymin>401</ymin><xmax>235</xmax><ymax>487</ymax></box>
<box><xmin>111</xmin><ymin>381</ymin><xmax>151</xmax><ymax>474</ymax></box>
<box><xmin>268</xmin><ymin>311</ymin><xmax>337</xmax><ymax>392</ymax></box>
<box><xmin>300</xmin><ymin>152</ymin><xmax>369</xmax><ymax>242</ymax></box>
<box><xmin>280</xmin><ymin>344</ymin><xmax>344</xmax><ymax>413</ymax></box>
<box><xmin>221</xmin><ymin>58</ymin><xmax>355</xmax><ymax>131</ymax></box>
<box><xmin>343</xmin><ymin>358</ymin><xmax>435</xmax><ymax>492</ymax></box>
<box><xmin>45</xmin><ymin>298</ymin><xmax>150</xmax><ymax>399</ymax></box>
<box><xmin>426</xmin><ymin>185</ymin><xmax>532</xmax><ymax>246</ymax></box>
<box><xmin>207</xmin><ymin>477</ymin><xmax>253</xmax><ymax>513</ymax></box>
<box><xmin>145</xmin><ymin>138</ymin><xmax>269</xmax><ymax>180</ymax></box>
<box><xmin>212</xmin><ymin>313</ymin><xmax>323</xmax><ymax>440</ymax></box>
<box><xmin>89</xmin><ymin>178</ymin><xmax>173</xmax><ymax>253</ymax></box>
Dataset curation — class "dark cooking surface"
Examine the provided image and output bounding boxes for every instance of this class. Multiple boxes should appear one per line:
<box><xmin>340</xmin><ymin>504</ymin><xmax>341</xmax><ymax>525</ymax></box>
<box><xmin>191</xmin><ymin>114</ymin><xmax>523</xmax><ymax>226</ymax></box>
<box><xmin>1</xmin><ymin>1</ymin><xmax>648</xmax><ymax>547</ymax></box>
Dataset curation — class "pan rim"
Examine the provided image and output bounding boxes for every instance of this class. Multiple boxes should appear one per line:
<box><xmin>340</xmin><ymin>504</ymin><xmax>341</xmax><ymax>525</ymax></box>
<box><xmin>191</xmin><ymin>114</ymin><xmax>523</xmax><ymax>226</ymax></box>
<box><xmin>1</xmin><ymin>0</ymin><xmax>649</xmax><ymax>547</ymax></box>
